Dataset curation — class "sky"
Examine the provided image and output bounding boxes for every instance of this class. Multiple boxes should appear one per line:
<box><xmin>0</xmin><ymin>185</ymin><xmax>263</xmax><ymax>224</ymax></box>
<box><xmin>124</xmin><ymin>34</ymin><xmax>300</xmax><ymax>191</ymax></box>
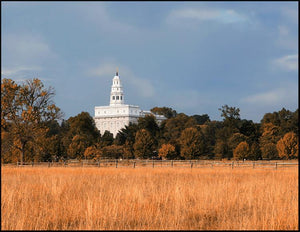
<box><xmin>1</xmin><ymin>1</ymin><xmax>298</xmax><ymax>122</ymax></box>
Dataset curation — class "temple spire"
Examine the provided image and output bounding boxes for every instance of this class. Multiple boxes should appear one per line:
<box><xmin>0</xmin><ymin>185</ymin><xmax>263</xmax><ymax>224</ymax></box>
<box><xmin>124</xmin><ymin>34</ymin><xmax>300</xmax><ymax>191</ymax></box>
<box><xmin>110</xmin><ymin>70</ymin><xmax>124</xmax><ymax>106</ymax></box>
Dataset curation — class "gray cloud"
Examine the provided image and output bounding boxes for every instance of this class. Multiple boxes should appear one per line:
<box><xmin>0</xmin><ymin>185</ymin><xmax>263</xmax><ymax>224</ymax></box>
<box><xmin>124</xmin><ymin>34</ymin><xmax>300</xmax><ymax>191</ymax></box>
<box><xmin>272</xmin><ymin>54</ymin><xmax>298</xmax><ymax>72</ymax></box>
<box><xmin>166</xmin><ymin>7</ymin><xmax>249</xmax><ymax>25</ymax></box>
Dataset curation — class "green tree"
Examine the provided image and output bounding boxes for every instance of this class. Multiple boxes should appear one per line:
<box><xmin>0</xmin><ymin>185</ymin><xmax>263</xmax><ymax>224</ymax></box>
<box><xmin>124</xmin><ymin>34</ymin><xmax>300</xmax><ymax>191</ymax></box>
<box><xmin>192</xmin><ymin>114</ymin><xmax>210</xmax><ymax>125</ymax></box>
<box><xmin>200</xmin><ymin>121</ymin><xmax>222</xmax><ymax>159</ymax></box>
<box><xmin>259</xmin><ymin>123</ymin><xmax>280</xmax><ymax>159</ymax></box>
<box><xmin>213</xmin><ymin>140</ymin><xmax>229</xmax><ymax>160</ymax></box>
<box><xmin>214</xmin><ymin>126</ymin><xmax>232</xmax><ymax>159</ymax></box>
<box><xmin>102</xmin><ymin>145</ymin><xmax>124</xmax><ymax>159</ymax></box>
<box><xmin>218</xmin><ymin>104</ymin><xmax>240</xmax><ymax>131</ymax></box>
<box><xmin>101</xmin><ymin>130</ymin><xmax>114</xmax><ymax>147</ymax></box>
<box><xmin>67</xmin><ymin>111</ymin><xmax>100</xmax><ymax>142</ymax></box>
<box><xmin>116</xmin><ymin>123</ymin><xmax>138</xmax><ymax>159</ymax></box>
<box><xmin>180</xmin><ymin>127</ymin><xmax>206</xmax><ymax>160</ymax></box>
<box><xmin>137</xmin><ymin>114</ymin><xmax>160</xmax><ymax>139</ymax></box>
<box><xmin>162</xmin><ymin>113</ymin><xmax>197</xmax><ymax>145</ymax></box>
<box><xmin>133</xmin><ymin>129</ymin><xmax>155</xmax><ymax>159</ymax></box>
<box><xmin>61</xmin><ymin>112</ymin><xmax>100</xmax><ymax>160</ymax></box>
<box><xmin>249</xmin><ymin>142</ymin><xmax>262</xmax><ymax>160</ymax></box>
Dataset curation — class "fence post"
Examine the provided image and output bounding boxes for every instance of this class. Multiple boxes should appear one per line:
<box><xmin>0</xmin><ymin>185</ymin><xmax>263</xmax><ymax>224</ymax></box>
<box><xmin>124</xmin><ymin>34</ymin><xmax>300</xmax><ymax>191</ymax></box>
<box><xmin>253</xmin><ymin>162</ymin><xmax>255</xmax><ymax>169</ymax></box>
<box><xmin>152</xmin><ymin>160</ymin><xmax>154</xmax><ymax>168</ymax></box>
<box><xmin>98</xmin><ymin>161</ymin><xmax>100</xmax><ymax>167</ymax></box>
<box><xmin>32</xmin><ymin>161</ymin><xmax>34</xmax><ymax>167</ymax></box>
<box><xmin>133</xmin><ymin>161</ymin><xmax>136</xmax><ymax>168</ymax></box>
<box><xmin>232</xmin><ymin>161</ymin><xmax>234</xmax><ymax>169</ymax></box>
<box><xmin>116</xmin><ymin>160</ymin><xmax>118</xmax><ymax>168</ymax></box>
<box><xmin>191</xmin><ymin>162</ymin><xmax>193</xmax><ymax>169</ymax></box>
<box><xmin>17</xmin><ymin>161</ymin><xmax>19</xmax><ymax>167</ymax></box>
<box><xmin>48</xmin><ymin>162</ymin><xmax>50</xmax><ymax>168</ymax></box>
<box><xmin>171</xmin><ymin>160</ymin><xmax>173</xmax><ymax>167</ymax></box>
<box><xmin>275</xmin><ymin>162</ymin><xmax>277</xmax><ymax>170</ymax></box>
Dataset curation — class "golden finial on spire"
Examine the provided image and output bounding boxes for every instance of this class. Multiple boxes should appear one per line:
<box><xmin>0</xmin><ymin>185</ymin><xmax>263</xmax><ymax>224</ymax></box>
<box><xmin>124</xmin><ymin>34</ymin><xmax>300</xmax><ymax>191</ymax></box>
<box><xmin>116</xmin><ymin>67</ymin><xmax>119</xmax><ymax>76</ymax></box>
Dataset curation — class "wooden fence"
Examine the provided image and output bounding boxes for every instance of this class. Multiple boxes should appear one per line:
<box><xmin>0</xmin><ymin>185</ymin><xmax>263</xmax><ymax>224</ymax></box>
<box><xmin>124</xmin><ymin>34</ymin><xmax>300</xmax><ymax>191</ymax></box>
<box><xmin>3</xmin><ymin>160</ymin><xmax>298</xmax><ymax>169</ymax></box>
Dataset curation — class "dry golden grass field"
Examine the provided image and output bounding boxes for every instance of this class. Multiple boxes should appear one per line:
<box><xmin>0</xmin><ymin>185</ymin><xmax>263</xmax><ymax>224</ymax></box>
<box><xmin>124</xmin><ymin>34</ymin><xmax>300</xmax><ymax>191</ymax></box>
<box><xmin>1</xmin><ymin>166</ymin><xmax>298</xmax><ymax>230</ymax></box>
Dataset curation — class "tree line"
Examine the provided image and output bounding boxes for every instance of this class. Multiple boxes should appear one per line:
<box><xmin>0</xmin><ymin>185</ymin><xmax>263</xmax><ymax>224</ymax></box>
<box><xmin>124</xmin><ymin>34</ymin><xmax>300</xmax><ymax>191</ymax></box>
<box><xmin>1</xmin><ymin>78</ymin><xmax>298</xmax><ymax>163</ymax></box>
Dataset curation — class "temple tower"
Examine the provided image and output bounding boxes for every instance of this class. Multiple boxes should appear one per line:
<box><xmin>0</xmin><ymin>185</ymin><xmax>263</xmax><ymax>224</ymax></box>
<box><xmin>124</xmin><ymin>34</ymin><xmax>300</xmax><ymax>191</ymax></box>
<box><xmin>110</xmin><ymin>68</ymin><xmax>124</xmax><ymax>106</ymax></box>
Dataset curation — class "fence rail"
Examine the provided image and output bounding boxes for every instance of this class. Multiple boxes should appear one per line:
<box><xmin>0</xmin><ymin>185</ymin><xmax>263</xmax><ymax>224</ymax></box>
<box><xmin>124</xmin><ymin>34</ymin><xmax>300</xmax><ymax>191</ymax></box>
<box><xmin>2</xmin><ymin>160</ymin><xmax>298</xmax><ymax>169</ymax></box>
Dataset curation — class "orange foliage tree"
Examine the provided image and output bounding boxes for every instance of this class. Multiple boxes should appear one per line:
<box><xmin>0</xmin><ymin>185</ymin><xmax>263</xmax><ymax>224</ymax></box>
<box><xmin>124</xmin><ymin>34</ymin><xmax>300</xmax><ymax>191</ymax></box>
<box><xmin>158</xmin><ymin>144</ymin><xmax>176</xmax><ymax>160</ymax></box>
<box><xmin>84</xmin><ymin>146</ymin><xmax>102</xmax><ymax>160</ymax></box>
<box><xmin>276</xmin><ymin>132</ymin><xmax>298</xmax><ymax>159</ymax></box>
<box><xmin>1</xmin><ymin>78</ymin><xmax>61</xmax><ymax>164</ymax></box>
<box><xmin>233</xmin><ymin>141</ymin><xmax>250</xmax><ymax>160</ymax></box>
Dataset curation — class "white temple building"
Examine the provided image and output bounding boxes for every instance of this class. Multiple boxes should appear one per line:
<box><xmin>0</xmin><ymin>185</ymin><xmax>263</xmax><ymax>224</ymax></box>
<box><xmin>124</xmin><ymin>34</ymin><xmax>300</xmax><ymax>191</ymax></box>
<box><xmin>94</xmin><ymin>70</ymin><xmax>166</xmax><ymax>137</ymax></box>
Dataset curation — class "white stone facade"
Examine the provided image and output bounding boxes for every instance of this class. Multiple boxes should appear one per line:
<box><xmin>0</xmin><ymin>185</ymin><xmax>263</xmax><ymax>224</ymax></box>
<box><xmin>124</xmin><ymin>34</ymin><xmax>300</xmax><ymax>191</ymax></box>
<box><xmin>94</xmin><ymin>71</ymin><xmax>166</xmax><ymax>137</ymax></box>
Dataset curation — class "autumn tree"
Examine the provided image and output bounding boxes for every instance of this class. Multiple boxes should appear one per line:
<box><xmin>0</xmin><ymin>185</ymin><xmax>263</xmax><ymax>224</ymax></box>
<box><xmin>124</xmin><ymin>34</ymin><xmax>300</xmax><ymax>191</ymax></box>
<box><xmin>261</xmin><ymin>143</ymin><xmax>278</xmax><ymax>160</ymax></box>
<box><xmin>133</xmin><ymin>129</ymin><xmax>155</xmax><ymax>159</ymax></box>
<box><xmin>276</xmin><ymin>132</ymin><xmax>298</xmax><ymax>159</ymax></box>
<box><xmin>84</xmin><ymin>146</ymin><xmax>102</xmax><ymax>160</ymax></box>
<box><xmin>233</xmin><ymin>141</ymin><xmax>250</xmax><ymax>160</ymax></box>
<box><xmin>1</xmin><ymin>78</ymin><xmax>61</xmax><ymax>164</ymax></box>
<box><xmin>180</xmin><ymin>127</ymin><xmax>206</xmax><ymax>160</ymax></box>
<box><xmin>67</xmin><ymin>135</ymin><xmax>88</xmax><ymax>160</ymax></box>
<box><xmin>150</xmin><ymin>106</ymin><xmax>177</xmax><ymax>119</ymax></box>
<box><xmin>228</xmin><ymin>133</ymin><xmax>247</xmax><ymax>150</ymax></box>
<box><xmin>261</xmin><ymin>108</ymin><xmax>298</xmax><ymax>137</ymax></box>
<box><xmin>259</xmin><ymin>123</ymin><xmax>280</xmax><ymax>159</ymax></box>
<box><xmin>158</xmin><ymin>144</ymin><xmax>177</xmax><ymax>160</ymax></box>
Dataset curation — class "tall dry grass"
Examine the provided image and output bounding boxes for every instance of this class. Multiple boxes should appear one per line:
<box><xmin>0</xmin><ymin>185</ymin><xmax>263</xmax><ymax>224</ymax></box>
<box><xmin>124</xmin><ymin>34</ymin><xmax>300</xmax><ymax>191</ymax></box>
<box><xmin>1</xmin><ymin>166</ymin><xmax>298</xmax><ymax>230</ymax></box>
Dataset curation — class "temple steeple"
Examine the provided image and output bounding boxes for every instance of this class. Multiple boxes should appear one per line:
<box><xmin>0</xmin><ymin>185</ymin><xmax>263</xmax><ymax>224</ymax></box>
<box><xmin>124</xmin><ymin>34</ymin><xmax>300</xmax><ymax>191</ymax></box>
<box><xmin>110</xmin><ymin>69</ymin><xmax>124</xmax><ymax>106</ymax></box>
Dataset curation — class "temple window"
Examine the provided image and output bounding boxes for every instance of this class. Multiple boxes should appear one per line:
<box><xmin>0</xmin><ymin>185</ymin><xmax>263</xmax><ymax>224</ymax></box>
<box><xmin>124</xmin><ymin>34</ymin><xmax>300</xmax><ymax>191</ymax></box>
<box><xmin>116</xmin><ymin>96</ymin><xmax>119</xmax><ymax>100</ymax></box>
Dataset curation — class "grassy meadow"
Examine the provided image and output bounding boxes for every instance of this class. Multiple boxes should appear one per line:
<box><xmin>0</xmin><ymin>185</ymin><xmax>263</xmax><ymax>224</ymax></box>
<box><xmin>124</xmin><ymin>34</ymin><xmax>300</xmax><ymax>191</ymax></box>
<box><xmin>1</xmin><ymin>166</ymin><xmax>298</xmax><ymax>230</ymax></box>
